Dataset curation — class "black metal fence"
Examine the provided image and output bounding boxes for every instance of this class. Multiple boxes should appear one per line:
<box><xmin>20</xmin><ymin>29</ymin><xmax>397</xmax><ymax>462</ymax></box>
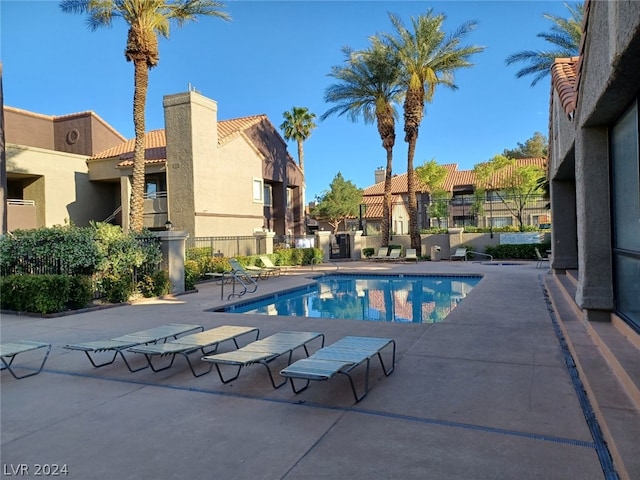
<box><xmin>186</xmin><ymin>236</ymin><xmax>265</xmax><ymax>257</ymax></box>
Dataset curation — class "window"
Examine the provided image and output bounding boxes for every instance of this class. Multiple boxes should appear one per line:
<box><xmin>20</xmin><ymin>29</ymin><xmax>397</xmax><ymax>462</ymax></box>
<box><xmin>493</xmin><ymin>216</ymin><xmax>512</xmax><ymax>227</ymax></box>
<box><xmin>264</xmin><ymin>184</ymin><xmax>272</xmax><ymax>206</ymax></box>
<box><xmin>253</xmin><ymin>178</ymin><xmax>264</xmax><ymax>203</ymax></box>
<box><xmin>144</xmin><ymin>174</ymin><xmax>166</xmax><ymax>199</ymax></box>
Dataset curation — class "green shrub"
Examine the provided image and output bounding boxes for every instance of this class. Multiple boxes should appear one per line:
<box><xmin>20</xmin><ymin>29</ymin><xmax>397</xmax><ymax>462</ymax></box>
<box><xmin>485</xmin><ymin>243</ymin><xmax>551</xmax><ymax>259</ymax></box>
<box><xmin>101</xmin><ymin>274</ymin><xmax>136</xmax><ymax>304</ymax></box>
<box><xmin>0</xmin><ymin>274</ymin><xmax>92</xmax><ymax>314</ymax></box>
<box><xmin>362</xmin><ymin>248</ymin><xmax>375</xmax><ymax>258</ymax></box>
<box><xmin>67</xmin><ymin>275</ymin><xmax>93</xmax><ymax>310</ymax></box>
<box><xmin>184</xmin><ymin>260</ymin><xmax>199</xmax><ymax>291</ymax></box>
<box><xmin>138</xmin><ymin>270</ymin><xmax>170</xmax><ymax>298</ymax></box>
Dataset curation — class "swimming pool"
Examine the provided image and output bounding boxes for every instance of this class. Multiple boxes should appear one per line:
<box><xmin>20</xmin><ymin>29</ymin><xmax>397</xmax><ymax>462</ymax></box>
<box><xmin>218</xmin><ymin>274</ymin><xmax>482</xmax><ymax>323</ymax></box>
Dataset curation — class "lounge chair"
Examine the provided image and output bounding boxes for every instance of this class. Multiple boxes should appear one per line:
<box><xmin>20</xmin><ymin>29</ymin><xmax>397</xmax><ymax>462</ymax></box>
<box><xmin>1</xmin><ymin>341</ymin><xmax>52</xmax><ymax>379</ymax></box>
<box><xmin>280</xmin><ymin>336</ymin><xmax>396</xmax><ymax>403</ymax></box>
<box><xmin>201</xmin><ymin>331</ymin><xmax>324</xmax><ymax>388</ymax></box>
<box><xmin>535</xmin><ymin>247</ymin><xmax>550</xmax><ymax>269</ymax></box>
<box><xmin>63</xmin><ymin>323</ymin><xmax>204</xmax><ymax>372</ymax></box>
<box><xmin>404</xmin><ymin>248</ymin><xmax>418</xmax><ymax>262</ymax></box>
<box><xmin>381</xmin><ymin>248</ymin><xmax>402</xmax><ymax>261</ymax></box>
<box><xmin>127</xmin><ymin>326</ymin><xmax>259</xmax><ymax>377</ymax></box>
<box><xmin>450</xmin><ymin>247</ymin><xmax>467</xmax><ymax>261</ymax></box>
<box><xmin>259</xmin><ymin>255</ymin><xmax>283</xmax><ymax>276</ymax></box>
<box><xmin>369</xmin><ymin>248</ymin><xmax>389</xmax><ymax>260</ymax></box>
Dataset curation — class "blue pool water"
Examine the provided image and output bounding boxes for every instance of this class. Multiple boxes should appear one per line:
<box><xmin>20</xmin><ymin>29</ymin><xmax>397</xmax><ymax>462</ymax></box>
<box><xmin>220</xmin><ymin>274</ymin><xmax>482</xmax><ymax>323</ymax></box>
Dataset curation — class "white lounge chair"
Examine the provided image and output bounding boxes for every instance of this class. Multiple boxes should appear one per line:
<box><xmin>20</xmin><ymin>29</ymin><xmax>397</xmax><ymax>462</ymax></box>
<box><xmin>535</xmin><ymin>247</ymin><xmax>550</xmax><ymax>268</ymax></box>
<box><xmin>404</xmin><ymin>248</ymin><xmax>418</xmax><ymax>261</ymax></box>
<box><xmin>450</xmin><ymin>247</ymin><xmax>467</xmax><ymax>261</ymax></box>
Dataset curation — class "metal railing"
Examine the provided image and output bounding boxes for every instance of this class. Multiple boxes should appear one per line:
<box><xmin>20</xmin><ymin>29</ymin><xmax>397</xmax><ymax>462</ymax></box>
<box><xmin>186</xmin><ymin>236</ymin><xmax>263</xmax><ymax>257</ymax></box>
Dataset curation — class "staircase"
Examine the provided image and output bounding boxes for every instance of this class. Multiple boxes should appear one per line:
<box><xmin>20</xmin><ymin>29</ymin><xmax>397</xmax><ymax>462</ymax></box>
<box><xmin>544</xmin><ymin>270</ymin><xmax>640</xmax><ymax>480</ymax></box>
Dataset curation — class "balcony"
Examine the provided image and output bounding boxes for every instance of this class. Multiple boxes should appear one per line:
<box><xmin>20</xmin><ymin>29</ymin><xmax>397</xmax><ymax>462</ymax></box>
<box><xmin>6</xmin><ymin>199</ymin><xmax>37</xmax><ymax>231</ymax></box>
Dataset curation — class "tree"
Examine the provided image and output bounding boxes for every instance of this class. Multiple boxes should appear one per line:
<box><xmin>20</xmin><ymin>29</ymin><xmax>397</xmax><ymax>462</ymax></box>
<box><xmin>473</xmin><ymin>155</ymin><xmax>545</xmax><ymax>231</ymax></box>
<box><xmin>312</xmin><ymin>173</ymin><xmax>362</xmax><ymax>233</ymax></box>
<box><xmin>322</xmin><ymin>43</ymin><xmax>402</xmax><ymax>247</ymax></box>
<box><xmin>60</xmin><ymin>0</ymin><xmax>230</xmax><ymax>232</ymax></box>
<box><xmin>415</xmin><ymin>160</ymin><xmax>449</xmax><ymax>228</ymax></box>
<box><xmin>381</xmin><ymin>11</ymin><xmax>485</xmax><ymax>253</ymax></box>
<box><xmin>503</xmin><ymin>131</ymin><xmax>548</xmax><ymax>159</ymax></box>
<box><xmin>505</xmin><ymin>2</ymin><xmax>583</xmax><ymax>87</ymax></box>
<box><xmin>280</xmin><ymin>107</ymin><xmax>316</xmax><ymax>174</ymax></box>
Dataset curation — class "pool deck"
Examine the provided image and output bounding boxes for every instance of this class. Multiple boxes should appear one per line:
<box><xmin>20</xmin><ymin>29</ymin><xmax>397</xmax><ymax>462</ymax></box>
<box><xmin>0</xmin><ymin>260</ymin><xmax>630</xmax><ymax>479</ymax></box>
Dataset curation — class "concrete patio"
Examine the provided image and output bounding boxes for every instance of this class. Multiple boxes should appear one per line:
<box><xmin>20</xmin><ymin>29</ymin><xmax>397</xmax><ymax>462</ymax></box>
<box><xmin>0</xmin><ymin>260</ymin><xmax>630</xmax><ymax>479</ymax></box>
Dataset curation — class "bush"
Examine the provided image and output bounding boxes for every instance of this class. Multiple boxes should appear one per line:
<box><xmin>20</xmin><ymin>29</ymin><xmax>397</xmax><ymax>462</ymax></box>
<box><xmin>0</xmin><ymin>274</ymin><xmax>92</xmax><ymax>314</ymax></box>
<box><xmin>0</xmin><ymin>225</ymin><xmax>99</xmax><ymax>276</ymax></box>
<box><xmin>485</xmin><ymin>243</ymin><xmax>551</xmax><ymax>260</ymax></box>
<box><xmin>138</xmin><ymin>270</ymin><xmax>170</xmax><ymax>298</ymax></box>
<box><xmin>362</xmin><ymin>248</ymin><xmax>375</xmax><ymax>258</ymax></box>
<box><xmin>184</xmin><ymin>260</ymin><xmax>200</xmax><ymax>291</ymax></box>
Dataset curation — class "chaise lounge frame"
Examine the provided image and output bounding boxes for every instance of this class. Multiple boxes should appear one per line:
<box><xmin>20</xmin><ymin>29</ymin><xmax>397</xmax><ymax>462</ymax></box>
<box><xmin>280</xmin><ymin>336</ymin><xmax>396</xmax><ymax>403</ymax></box>
<box><xmin>202</xmin><ymin>331</ymin><xmax>325</xmax><ymax>388</ymax></box>
<box><xmin>1</xmin><ymin>341</ymin><xmax>52</xmax><ymax>379</ymax></box>
<box><xmin>63</xmin><ymin>323</ymin><xmax>204</xmax><ymax>372</ymax></box>
<box><xmin>127</xmin><ymin>326</ymin><xmax>260</xmax><ymax>377</ymax></box>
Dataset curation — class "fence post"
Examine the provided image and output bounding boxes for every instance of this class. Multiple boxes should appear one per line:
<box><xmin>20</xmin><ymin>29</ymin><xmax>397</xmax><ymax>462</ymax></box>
<box><xmin>351</xmin><ymin>230</ymin><xmax>363</xmax><ymax>260</ymax></box>
<box><xmin>315</xmin><ymin>230</ymin><xmax>332</xmax><ymax>262</ymax></box>
<box><xmin>155</xmin><ymin>230</ymin><xmax>189</xmax><ymax>294</ymax></box>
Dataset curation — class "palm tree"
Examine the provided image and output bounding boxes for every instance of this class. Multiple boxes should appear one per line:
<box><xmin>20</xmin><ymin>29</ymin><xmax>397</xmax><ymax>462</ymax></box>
<box><xmin>321</xmin><ymin>43</ymin><xmax>402</xmax><ymax>246</ymax></box>
<box><xmin>280</xmin><ymin>107</ymin><xmax>316</xmax><ymax>174</ymax></box>
<box><xmin>506</xmin><ymin>2</ymin><xmax>583</xmax><ymax>87</ymax></box>
<box><xmin>60</xmin><ymin>0</ymin><xmax>230</xmax><ymax>232</ymax></box>
<box><xmin>381</xmin><ymin>11</ymin><xmax>484</xmax><ymax>253</ymax></box>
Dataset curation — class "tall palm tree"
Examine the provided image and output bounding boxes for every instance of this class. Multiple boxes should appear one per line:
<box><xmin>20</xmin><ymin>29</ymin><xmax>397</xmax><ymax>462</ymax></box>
<box><xmin>381</xmin><ymin>11</ymin><xmax>484</xmax><ymax>253</ymax></box>
<box><xmin>321</xmin><ymin>43</ymin><xmax>402</xmax><ymax>246</ymax></box>
<box><xmin>280</xmin><ymin>107</ymin><xmax>316</xmax><ymax>175</ymax></box>
<box><xmin>506</xmin><ymin>2</ymin><xmax>583</xmax><ymax>87</ymax></box>
<box><xmin>60</xmin><ymin>0</ymin><xmax>230</xmax><ymax>232</ymax></box>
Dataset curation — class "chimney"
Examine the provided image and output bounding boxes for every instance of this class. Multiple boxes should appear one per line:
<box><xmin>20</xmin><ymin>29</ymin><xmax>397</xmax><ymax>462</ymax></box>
<box><xmin>374</xmin><ymin>167</ymin><xmax>385</xmax><ymax>185</ymax></box>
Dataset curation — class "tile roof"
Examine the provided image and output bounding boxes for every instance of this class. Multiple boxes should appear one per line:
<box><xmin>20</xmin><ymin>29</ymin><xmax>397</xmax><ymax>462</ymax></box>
<box><xmin>362</xmin><ymin>159</ymin><xmax>546</xmax><ymax>198</ymax></box>
<box><xmin>89</xmin><ymin>114</ymin><xmax>269</xmax><ymax>165</ymax></box>
<box><xmin>551</xmin><ymin>57</ymin><xmax>579</xmax><ymax>117</ymax></box>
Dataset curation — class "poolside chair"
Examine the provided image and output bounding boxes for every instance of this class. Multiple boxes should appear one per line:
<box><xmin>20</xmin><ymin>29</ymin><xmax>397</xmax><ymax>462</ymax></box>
<box><xmin>201</xmin><ymin>331</ymin><xmax>325</xmax><ymax>389</ymax></box>
<box><xmin>64</xmin><ymin>323</ymin><xmax>204</xmax><ymax>372</ymax></box>
<box><xmin>450</xmin><ymin>247</ymin><xmax>468</xmax><ymax>261</ymax></box>
<box><xmin>535</xmin><ymin>247</ymin><xmax>550</xmax><ymax>269</ymax></box>
<box><xmin>127</xmin><ymin>326</ymin><xmax>259</xmax><ymax>377</ymax></box>
<box><xmin>1</xmin><ymin>341</ymin><xmax>51</xmax><ymax>379</ymax></box>
<box><xmin>404</xmin><ymin>248</ymin><xmax>418</xmax><ymax>262</ymax></box>
<box><xmin>369</xmin><ymin>248</ymin><xmax>389</xmax><ymax>260</ymax></box>
<box><xmin>259</xmin><ymin>255</ymin><xmax>283</xmax><ymax>276</ymax></box>
<box><xmin>280</xmin><ymin>336</ymin><xmax>396</xmax><ymax>403</ymax></box>
<box><xmin>381</xmin><ymin>248</ymin><xmax>402</xmax><ymax>261</ymax></box>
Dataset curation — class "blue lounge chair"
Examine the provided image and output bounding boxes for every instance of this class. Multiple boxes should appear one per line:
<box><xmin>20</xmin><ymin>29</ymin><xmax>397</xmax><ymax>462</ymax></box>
<box><xmin>1</xmin><ymin>341</ymin><xmax>51</xmax><ymax>379</ymax></box>
<box><xmin>127</xmin><ymin>325</ymin><xmax>259</xmax><ymax>377</ymax></box>
<box><xmin>280</xmin><ymin>336</ymin><xmax>396</xmax><ymax>402</ymax></box>
<box><xmin>202</xmin><ymin>331</ymin><xmax>325</xmax><ymax>388</ymax></box>
<box><xmin>64</xmin><ymin>323</ymin><xmax>204</xmax><ymax>372</ymax></box>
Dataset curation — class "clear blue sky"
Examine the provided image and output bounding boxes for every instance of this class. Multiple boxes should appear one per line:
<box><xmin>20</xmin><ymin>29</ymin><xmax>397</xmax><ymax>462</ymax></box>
<box><xmin>1</xmin><ymin>1</ymin><xmax>568</xmax><ymax>201</ymax></box>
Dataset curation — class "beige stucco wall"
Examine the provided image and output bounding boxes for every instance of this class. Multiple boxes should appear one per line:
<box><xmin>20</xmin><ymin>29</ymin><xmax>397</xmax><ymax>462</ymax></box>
<box><xmin>6</xmin><ymin>144</ymin><xmax>113</xmax><ymax>227</ymax></box>
<box><xmin>194</xmin><ymin>136</ymin><xmax>264</xmax><ymax>236</ymax></box>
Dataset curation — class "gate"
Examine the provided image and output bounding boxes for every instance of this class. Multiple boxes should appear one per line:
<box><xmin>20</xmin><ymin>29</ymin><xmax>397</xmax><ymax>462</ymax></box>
<box><xmin>330</xmin><ymin>233</ymin><xmax>351</xmax><ymax>259</ymax></box>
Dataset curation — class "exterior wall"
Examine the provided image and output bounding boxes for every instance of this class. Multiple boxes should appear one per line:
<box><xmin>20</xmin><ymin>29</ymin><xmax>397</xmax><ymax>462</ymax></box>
<box><xmin>5</xmin><ymin>144</ymin><xmax>114</xmax><ymax>228</ymax></box>
<box><xmin>550</xmin><ymin>0</ymin><xmax>640</xmax><ymax>327</ymax></box>
<box><xmin>195</xmin><ymin>136</ymin><xmax>264</xmax><ymax>236</ymax></box>
<box><xmin>4</xmin><ymin>108</ymin><xmax>54</xmax><ymax>150</ymax></box>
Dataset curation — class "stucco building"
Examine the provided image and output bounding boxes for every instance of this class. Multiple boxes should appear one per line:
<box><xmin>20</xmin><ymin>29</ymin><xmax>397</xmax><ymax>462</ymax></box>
<box><xmin>3</xmin><ymin>90</ymin><xmax>304</xmax><ymax>238</ymax></box>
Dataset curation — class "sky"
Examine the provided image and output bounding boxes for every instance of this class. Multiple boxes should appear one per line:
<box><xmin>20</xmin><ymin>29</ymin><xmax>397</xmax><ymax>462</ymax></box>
<box><xmin>1</xmin><ymin>0</ymin><xmax>570</xmax><ymax>201</ymax></box>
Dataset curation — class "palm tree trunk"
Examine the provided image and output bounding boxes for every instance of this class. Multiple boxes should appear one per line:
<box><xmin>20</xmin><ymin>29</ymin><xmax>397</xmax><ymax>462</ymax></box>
<box><xmin>297</xmin><ymin>140</ymin><xmax>304</xmax><ymax>173</ymax></box>
<box><xmin>129</xmin><ymin>58</ymin><xmax>148</xmax><ymax>233</ymax></box>
<box><xmin>406</xmin><ymin>138</ymin><xmax>420</xmax><ymax>253</ymax></box>
<box><xmin>381</xmin><ymin>147</ymin><xmax>393</xmax><ymax>247</ymax></box>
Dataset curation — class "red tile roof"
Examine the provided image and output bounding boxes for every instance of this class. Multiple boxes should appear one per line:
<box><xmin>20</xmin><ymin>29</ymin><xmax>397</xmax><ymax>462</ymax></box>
<box><xmin>363</xmin><ymin>158</ymin><xmax>546</xmax><ymax>198</ymax></box>
<box><xmin>551</xmin><ymin>57</ymin><xmax>579</xmax><ymax>117</ymax></box>
<box><xmin>89</xmin><ymin>114</ymin><xmax>269</xmax><ymax>165</ymax></box>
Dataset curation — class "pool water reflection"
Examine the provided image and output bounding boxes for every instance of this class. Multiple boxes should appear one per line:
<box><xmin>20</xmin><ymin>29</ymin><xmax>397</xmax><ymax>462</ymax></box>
<box><xmin>222</xmin><ymin>274</ymin><xmax>482</xmax><ymax>323</ymax></box>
